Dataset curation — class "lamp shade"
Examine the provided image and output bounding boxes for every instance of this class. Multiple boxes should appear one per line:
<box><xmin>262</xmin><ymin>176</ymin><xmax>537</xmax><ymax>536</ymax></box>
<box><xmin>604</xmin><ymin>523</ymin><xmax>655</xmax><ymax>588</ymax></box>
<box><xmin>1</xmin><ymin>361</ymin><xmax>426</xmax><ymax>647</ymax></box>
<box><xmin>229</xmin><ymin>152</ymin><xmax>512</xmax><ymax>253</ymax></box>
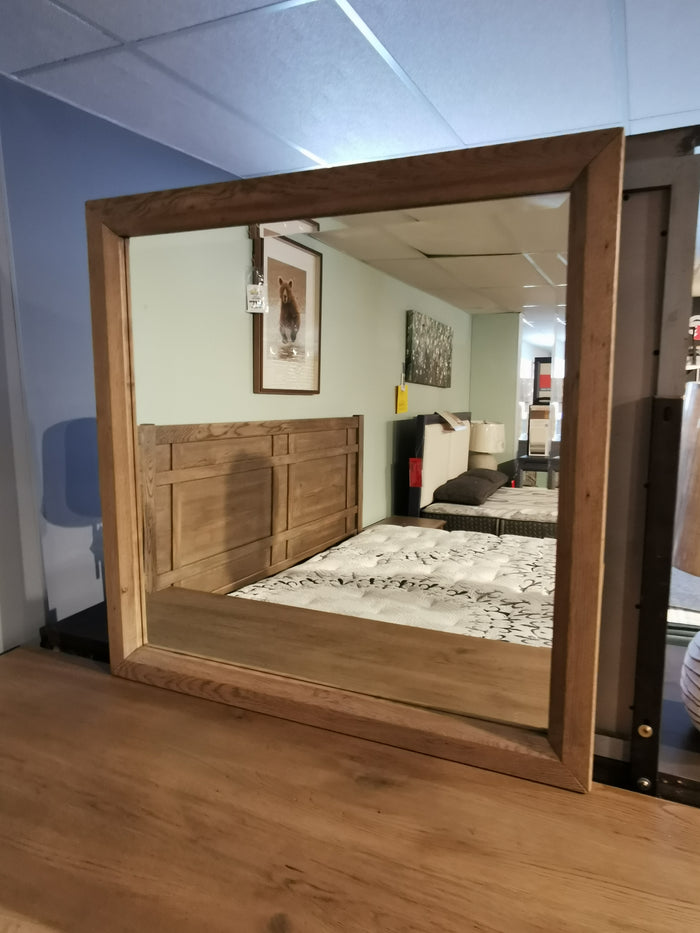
<box><xmin>469</xmin><ymin>421</ymin><xmax>505</xmax><ymax>454</ymax></box>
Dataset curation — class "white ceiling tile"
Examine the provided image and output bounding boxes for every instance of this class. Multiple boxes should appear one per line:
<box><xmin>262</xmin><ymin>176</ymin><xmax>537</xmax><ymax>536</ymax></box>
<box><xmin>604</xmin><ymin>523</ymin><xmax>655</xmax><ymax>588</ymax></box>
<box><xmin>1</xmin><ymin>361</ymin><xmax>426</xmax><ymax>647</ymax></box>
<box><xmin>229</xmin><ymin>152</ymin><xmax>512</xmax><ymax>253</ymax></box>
<box><xmin>348</xmin><ymin>0</ymin><xmax>625</xmax><ymax>143</ymax></box>
<box><xmin>333</xmin><ymin>210</ymin><xmax>419</xmax><ymax>228</ymax></box>
<box><xmin>371</xmin><ymin>258</ymin><xmax>464</xmax><ymax>292</ymax></box>
<box><xmin>0</xmin><ymin>0</ymin><xmax>116</xmax><ymax>74</ymax></box>
<box><xmin>398</xmin><ymin>196</ymin><xmax>570</xmax><ymax>255</ymax></box>
<box><xmin>626</xmin><ymin>0</ymin><xmax>700</xmax><ymax>121</ymax></box>
<box><xmin>478</xmin><ymin>285</ymin><xmax>560</xmax><ymax>311</ymax></box>
<box><xmin>433</xmin><ymin>254</ymin><xmax>545</xmax><ymax>288</ymax></box>
<box><xmin>430</xmin><ymin>287</ymin><xmax>501</xmax><ymax>312</ymax></box>
<box><xmin>58</xmin><ymin>0</ymin><xmax>282</xmax><ymax>42</ymax></box>
<box><xmin>311</xmin><ymin>228</ymin><xmax>423</xmax><ymax>261</ymax></box>
<box><xmin>23</xmin><ymin>50</ymin><xmax>313</xmax><ymax>176</ymax></box>
<box><xmin>141</xmin><ymin>0</ymin><xmax>460</xmax><ymax>164</ymax></box>
<box><xmin>524</xmin><ymin>252</ymin><xmax>567</xmax><ymax>286</ymax></box>
<box><xmin>630</xmin><ymin>110</ymin><xmax>700</xmax><ymax>136</ymax></box>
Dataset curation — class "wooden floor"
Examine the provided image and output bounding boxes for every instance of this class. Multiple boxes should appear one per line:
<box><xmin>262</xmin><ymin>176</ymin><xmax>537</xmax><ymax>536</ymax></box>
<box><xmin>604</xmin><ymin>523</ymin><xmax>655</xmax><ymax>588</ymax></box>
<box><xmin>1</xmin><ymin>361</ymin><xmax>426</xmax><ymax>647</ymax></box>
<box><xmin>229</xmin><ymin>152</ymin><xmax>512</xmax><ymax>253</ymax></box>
<box><xmin>146</xmin><ymin>586</ymin><xmax>551</xmax><ymax>730</ymax></box>
<box><xmin>2</xmin><ymin>650</ymin><xmax>700</xmax><ymax>933</ymax></box>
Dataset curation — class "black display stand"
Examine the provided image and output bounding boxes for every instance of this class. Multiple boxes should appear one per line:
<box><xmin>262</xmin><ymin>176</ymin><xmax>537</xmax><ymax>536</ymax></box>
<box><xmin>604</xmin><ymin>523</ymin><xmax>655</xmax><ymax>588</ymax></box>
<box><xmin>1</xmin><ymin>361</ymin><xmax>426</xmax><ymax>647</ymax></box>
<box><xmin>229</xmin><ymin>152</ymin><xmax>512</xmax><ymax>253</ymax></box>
<box><xmin>40</xmin><ymin>602</ymin><xmax>109</xmax><ymax>664</ymax></box>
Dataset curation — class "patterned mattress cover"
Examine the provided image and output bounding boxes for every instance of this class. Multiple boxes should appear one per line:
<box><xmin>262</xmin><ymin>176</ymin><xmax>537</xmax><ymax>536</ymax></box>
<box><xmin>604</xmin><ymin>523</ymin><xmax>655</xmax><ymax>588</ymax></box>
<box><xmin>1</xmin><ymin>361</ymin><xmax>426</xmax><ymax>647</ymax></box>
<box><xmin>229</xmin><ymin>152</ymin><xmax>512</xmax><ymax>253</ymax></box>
<box><xmin>234</xmin><ymin>525</ymin><xmax>555</xmax><ymax>647</ymax></box>
<box><xmin>422</xmin><ymin>485</ymin><xmax>558</xmax><ymax>523</ymax></box>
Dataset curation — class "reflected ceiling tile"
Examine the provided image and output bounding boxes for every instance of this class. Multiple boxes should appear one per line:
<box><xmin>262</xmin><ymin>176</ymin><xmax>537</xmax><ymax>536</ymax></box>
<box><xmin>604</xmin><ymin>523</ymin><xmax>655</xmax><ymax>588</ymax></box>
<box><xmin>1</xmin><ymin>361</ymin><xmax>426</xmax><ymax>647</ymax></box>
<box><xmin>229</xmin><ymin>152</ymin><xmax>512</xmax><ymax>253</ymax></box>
<box><xmin>371</xmin><ymin>258</ymin><xmax>463</xmax><ymax>292</ymax></box>
<box><xmin>524</xmin><ymin>253</ymin><xmax>567</xmax><ymax>286</ymax></box>
<box><xmin>141</xmin><ymin>1</ymin><xmax>459</xmax><ymax>164</ymax></box>
<box><xmin>311</xmin><ymin>228</ymin><xmax>423</xmax><ymax>261</ymax></box>
<box><xmin>0</xmin><ymin>0</ymin><xmax>116</xmax><ymax>74</ymax></box>
<box><xmin>433</xmin><ymin>254</ymin><xmax>544</xmax><ymax>288</ymax></box>
<box><xmin>430</xmin><ymin>287</ymin><xmax>501</xmax><ymax>313</ymax></box>
<box><xmin>626</xmin><ymin>0</ymin><xmax>700</xmax><ymax>120</ymax></box>
<box><xmin>389</xmin><ymin>197</ymin><xmax>569</xmax><ymax>255</ymax></box>
<box><xmin>386</xmin><ymin>218</ymin><xmax>509</xmax><ymax>256</ymax></box>
<box><xmin>59</xmin><ymin>0</ymin><xmax>281</xmax><ymax>41</ymax></box>
<box><xmin>349</xmin><ymin>0</ymin><xmax>624</xmax><ymax>142</ymax></box>
<box><xmin>23</xmin><ymin>50</ymin><xmax>313</xmax><ymax>176</ymax></box>
<box><xmin>338</xmin><ymin>210</ymin><xmax>419</xmax><ymax>228</ymax></box>
<box><xmin>477</xmin><ymin>285</ymin><xmax>558</xmax><ymax>312</ymax></box>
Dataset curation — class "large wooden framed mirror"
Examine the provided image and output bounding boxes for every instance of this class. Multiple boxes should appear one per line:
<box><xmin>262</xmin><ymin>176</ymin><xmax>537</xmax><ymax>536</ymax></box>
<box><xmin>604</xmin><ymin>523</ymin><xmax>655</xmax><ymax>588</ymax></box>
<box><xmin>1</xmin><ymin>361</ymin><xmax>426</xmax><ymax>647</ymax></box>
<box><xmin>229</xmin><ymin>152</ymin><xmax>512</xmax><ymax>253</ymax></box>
<box><xmin>87</xmin><ymin>129</ymin><xmax>623</xmax><ymax>792</ymax></box>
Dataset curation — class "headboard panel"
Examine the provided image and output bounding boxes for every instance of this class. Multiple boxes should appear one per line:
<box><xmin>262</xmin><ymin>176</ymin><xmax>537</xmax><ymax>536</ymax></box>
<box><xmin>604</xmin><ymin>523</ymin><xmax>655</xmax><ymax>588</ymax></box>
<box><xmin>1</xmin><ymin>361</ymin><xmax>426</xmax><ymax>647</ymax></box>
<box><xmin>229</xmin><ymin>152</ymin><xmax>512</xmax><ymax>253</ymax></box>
<box><xmin>139</xmin><ymin>416</ymin><xmax>363</xmax><ymax>595</ymax></box>
<box><xmin>407</xmin><ymin>412</ymin><xmax>471</xmax><ymax>515</ymax></box>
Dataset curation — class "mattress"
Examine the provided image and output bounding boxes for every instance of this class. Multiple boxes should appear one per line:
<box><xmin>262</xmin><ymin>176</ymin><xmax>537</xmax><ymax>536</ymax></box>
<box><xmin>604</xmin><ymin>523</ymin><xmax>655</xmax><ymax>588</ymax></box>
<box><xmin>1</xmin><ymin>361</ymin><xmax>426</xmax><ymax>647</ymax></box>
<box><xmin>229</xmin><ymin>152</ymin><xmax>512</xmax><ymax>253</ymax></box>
<box><xmin>234</xmin><ymin>525</ymin><xmax>555</xmax><ymax>647</ymax></box>
<box><xmin>422</xmin><ymin>485</ymin><xmax>558</xmax><ymax>523</ymax></box>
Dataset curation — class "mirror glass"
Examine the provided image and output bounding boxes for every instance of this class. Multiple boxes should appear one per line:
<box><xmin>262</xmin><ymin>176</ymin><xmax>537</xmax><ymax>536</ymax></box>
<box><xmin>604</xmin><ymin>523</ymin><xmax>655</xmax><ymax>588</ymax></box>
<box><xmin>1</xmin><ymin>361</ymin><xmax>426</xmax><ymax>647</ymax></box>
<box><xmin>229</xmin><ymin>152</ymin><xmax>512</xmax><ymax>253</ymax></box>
<box><xmin>129</xmin><ymin>193</ymin><xmax>568</xmax><ymax>732</ymax></box>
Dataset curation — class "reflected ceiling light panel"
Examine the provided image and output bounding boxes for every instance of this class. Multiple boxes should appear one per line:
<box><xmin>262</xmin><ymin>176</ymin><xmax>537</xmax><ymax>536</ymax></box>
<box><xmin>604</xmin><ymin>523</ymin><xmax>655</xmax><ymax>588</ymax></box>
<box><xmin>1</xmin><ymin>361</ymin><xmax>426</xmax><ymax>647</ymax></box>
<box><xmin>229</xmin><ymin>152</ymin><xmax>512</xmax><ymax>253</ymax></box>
<box><xmin>557</xmin><ymin>253</ymin><xmax>568</xmax><ymax>266</ymax></box>
<box><xmin>556</xmin><ymin>303</ymin><xmax>566</xmax><ymax>308</ymax></box>
<box><xmin>530</xmin><ymin>333</ymin><xmax>555</xmax><ymax>347</ymax></box>
<box><xmin>299</xmin><ymin>149</ymin><xmax>329</xmax><ymax>167</ymax></box>
<box><xmin>556</xmin><ymin>316</ymin><xmax>566</xmax><ymax>326</ymax></box>
<box><xmin>523</xmin><ymin>253</ymin><xmax>555</xmax><ymax>285</ymax></box>
<box><xmin>526</xmin><ymin>193</ymin><xmax>569</xmax><ymax>209</ymax></box>
<box><xmin>259</xmin><ymin>219</ymin><xmax>320</xmax><ymax>237</ymax></box>
<box><xmin>522</xmin><ymin>317</ymin><xmax>534</xmax><ymax>327</ymax></box>
<box><xmin>523</xmin><ymin>304</ymin><xmax>540</xmax><ymax>308</ymax></box>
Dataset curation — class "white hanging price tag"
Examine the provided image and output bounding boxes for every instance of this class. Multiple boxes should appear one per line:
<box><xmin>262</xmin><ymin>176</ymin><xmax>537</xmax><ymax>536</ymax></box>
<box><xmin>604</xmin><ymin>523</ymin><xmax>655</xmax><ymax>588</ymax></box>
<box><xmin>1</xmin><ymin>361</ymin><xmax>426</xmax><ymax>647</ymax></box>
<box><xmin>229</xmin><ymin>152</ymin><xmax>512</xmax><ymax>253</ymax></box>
<box><xmin>246</xmin><ymin>282</ymin><xmax>267</xmax><ymax>314</ymax></box>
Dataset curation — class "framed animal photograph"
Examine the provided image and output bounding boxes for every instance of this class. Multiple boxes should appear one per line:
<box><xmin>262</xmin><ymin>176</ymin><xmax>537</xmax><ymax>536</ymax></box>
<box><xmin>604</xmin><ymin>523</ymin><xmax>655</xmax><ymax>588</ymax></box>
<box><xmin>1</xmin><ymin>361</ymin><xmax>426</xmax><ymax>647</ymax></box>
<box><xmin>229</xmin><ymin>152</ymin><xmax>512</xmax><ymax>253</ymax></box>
<box><xmin>251</xmin><ymin>231</ymin><xmax>322</xmax><ymax>394</ymax></box>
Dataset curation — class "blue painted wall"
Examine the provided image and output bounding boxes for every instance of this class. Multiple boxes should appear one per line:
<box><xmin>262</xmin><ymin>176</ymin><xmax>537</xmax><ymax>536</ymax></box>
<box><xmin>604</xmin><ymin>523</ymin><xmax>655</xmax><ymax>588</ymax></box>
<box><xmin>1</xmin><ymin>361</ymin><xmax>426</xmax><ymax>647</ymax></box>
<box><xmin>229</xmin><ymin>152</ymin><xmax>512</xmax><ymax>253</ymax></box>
<box><xmin>0</xmin><ymin>76</ymin><xmax>235</xmax><ymax>622</ymax></box>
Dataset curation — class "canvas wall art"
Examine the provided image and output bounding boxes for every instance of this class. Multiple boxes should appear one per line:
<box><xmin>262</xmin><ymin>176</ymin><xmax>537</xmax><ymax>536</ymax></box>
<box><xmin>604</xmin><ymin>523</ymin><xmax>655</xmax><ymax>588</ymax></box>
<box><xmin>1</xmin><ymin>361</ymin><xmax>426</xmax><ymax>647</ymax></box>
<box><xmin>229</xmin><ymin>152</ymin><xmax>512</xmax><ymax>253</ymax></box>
<box><xmin>405</xmin><ymin>310</ymin><xmax>453</xmax><ymax>388</ymax></box>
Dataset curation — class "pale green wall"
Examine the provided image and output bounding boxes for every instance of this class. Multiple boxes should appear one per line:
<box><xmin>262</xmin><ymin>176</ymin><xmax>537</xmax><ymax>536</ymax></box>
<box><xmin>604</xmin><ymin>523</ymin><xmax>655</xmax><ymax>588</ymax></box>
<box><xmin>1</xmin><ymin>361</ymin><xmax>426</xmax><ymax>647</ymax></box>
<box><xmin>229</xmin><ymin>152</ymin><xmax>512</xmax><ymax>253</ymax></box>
<box><xmin>469</xmin><ymin>313</ymin><xmax>521</xmax><ymax>463</ymax></box>
<box><xmin>130</xmin><ymin>226</ymin><xmax>471</xmax><ymax>523</ymax></box>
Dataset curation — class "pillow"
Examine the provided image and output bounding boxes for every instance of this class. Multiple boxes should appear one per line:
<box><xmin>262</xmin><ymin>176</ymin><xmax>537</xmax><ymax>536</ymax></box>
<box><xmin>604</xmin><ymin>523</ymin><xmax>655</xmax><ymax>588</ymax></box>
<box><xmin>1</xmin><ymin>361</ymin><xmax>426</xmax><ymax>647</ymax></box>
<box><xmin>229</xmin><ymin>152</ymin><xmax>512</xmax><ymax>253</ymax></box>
<box><xmin>433</xmin><ymin>469</ymin><xmax>508</xmax><ymax>506</ymax></box>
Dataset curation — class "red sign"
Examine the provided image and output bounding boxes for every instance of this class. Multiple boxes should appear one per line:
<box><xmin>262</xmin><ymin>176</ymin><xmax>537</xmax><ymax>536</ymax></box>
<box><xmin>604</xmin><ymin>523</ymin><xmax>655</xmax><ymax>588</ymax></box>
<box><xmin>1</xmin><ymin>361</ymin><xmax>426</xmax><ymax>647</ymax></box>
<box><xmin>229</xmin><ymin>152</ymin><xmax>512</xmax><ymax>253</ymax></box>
<box><xmin>409</xmin><ymin>458</ymin><xmax>423</xmax><ymax>488</ymax></box>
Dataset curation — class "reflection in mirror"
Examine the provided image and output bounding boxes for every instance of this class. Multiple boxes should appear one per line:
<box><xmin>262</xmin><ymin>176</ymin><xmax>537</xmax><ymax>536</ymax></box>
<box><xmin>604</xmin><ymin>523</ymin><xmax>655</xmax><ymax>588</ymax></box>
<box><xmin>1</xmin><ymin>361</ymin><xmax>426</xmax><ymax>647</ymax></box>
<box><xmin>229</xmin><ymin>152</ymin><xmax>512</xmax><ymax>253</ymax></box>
<box><xmin>129</xmin><ymin>194</ymin><xmax>568</xmax><ymax>733</ymax></box>
<box><xmin>662</xmin><ymin>293</ymin><xmax>700</xmax><ymax>776</ymax></box>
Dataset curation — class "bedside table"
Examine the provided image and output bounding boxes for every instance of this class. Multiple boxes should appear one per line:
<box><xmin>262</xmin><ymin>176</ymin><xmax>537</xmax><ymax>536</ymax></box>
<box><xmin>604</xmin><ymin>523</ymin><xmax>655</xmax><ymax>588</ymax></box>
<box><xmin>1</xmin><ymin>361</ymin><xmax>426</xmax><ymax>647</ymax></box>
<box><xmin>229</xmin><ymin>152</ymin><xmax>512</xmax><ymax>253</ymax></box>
<box><xmin>368</xmin><ymin>515</ymin><xmax>447</xmax><ymax>530</ymax></box>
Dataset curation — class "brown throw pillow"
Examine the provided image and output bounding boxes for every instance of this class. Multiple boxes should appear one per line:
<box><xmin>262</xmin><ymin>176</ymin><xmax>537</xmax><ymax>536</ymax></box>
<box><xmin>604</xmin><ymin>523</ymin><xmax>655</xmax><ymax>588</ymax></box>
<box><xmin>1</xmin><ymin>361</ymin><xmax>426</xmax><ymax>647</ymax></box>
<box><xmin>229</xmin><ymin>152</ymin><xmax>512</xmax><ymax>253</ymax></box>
<box><xmin>433</xmin><ymin>469</ymin><xmax>508</xmax><ymax>506</ymax></box>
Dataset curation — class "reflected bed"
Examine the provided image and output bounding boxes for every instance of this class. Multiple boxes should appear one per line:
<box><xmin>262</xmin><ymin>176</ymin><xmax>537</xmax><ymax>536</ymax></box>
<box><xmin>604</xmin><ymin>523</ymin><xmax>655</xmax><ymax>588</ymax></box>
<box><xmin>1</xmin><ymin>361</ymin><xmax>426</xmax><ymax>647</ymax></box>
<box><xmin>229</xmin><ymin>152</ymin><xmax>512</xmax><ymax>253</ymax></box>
<box><xmin>408</xmin><ymin>412</ymin><xmax>558</xmax><ymax>537</ymax></box>
<box><xmin>235</xmin><ymin>524</ymin><xmax>554</xmax><ymax>647</ymax></box>
<box><xmin>422</xmin><ymin>486</ymin><xmax>558</xmax><ymax>538</ymax></box>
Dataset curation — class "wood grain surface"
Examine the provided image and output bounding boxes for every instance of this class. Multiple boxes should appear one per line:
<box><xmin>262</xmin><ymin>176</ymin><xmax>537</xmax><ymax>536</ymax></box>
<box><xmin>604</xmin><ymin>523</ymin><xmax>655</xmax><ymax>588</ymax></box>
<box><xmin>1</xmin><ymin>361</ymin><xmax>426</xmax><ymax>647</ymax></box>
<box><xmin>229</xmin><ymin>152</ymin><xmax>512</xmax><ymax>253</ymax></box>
<box><xmin>146</xmin><ymin>586</ymin><xmax>551</xmax><ymax>729</ymax></box>
<box><xmin>88</xmin><ymin>129</ymin><xmax>624</xmax><ymax>790</ymax></box>
<box><xmin>86</xmin><ymin>130</ymin><xmax>622</xmax><ymax>237</ymax></box>
<box><xmin>548</xmin><ymin>131</ymin><xmax>624</xmax><ymax>782</ymax></box>
<box><xmin>139</xmin><ymin>417</ymin><xmax>363</xmax><ymax>595</ymax></box>
<box><xmin>1</xmin><ymin>649</ymin><xmax>700</xmax><ymax>933</ymax></box>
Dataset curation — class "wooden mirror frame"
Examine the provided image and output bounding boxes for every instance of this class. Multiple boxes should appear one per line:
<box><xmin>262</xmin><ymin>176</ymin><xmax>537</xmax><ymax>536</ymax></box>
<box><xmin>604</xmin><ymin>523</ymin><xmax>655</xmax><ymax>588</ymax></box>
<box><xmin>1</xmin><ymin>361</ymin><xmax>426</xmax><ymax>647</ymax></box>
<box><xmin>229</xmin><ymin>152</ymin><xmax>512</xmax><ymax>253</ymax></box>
<box><xmin>86</xmin><ymin>128</ymin><xmax>623</xmax><ymax>792</ymax></box>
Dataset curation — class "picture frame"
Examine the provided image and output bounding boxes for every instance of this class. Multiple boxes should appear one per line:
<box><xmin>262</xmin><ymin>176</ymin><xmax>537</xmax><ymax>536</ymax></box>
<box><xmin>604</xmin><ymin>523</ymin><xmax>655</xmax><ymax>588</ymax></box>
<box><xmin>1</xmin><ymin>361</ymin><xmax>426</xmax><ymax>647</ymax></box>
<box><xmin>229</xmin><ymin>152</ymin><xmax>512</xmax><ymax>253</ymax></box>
<box><xmin>533</xmin><ymin>355</ymin><xmax>553</xmax><ymax>403</ymax></box>
<box><xmin>251</xmin><ymin>228</ymin><xmax>323</xmax><ymax>394</ymax></box>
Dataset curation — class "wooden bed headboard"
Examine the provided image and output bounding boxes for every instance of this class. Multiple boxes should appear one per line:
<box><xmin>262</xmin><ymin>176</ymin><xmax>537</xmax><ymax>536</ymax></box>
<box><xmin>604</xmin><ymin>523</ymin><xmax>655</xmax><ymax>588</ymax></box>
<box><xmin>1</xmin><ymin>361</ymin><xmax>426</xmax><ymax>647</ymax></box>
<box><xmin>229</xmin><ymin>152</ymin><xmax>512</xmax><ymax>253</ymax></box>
<box><xmin>407</xmin><ymin>412</ymin><xmax>471</xmax><ymax>516</ymax></box>
<box><xmin>138</xmin><ymin>416</ymin><xmax>363</xmax><ymax>595</ymax></box>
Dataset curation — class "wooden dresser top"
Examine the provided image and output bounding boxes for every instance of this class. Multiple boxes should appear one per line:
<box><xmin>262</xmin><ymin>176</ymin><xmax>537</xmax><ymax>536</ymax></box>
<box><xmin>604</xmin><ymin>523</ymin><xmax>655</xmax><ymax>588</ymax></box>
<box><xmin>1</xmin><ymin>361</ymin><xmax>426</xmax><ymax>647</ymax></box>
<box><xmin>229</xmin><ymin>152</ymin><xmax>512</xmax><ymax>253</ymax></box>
<box><xmin>1</xmin><ymin>648</ymin><xmax>699</xmax><ymax>933</ymax></box>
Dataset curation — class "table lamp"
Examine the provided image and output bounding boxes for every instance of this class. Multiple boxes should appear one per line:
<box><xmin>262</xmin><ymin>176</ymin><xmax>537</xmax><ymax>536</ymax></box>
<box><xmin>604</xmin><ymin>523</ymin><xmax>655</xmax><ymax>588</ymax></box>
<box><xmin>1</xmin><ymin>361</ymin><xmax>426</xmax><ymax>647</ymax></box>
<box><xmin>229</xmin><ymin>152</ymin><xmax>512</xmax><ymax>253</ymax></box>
<box><xmin>469</xmin><ymin>421</ymin><xmax>505</xmax><ymax>470</ymax></box>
